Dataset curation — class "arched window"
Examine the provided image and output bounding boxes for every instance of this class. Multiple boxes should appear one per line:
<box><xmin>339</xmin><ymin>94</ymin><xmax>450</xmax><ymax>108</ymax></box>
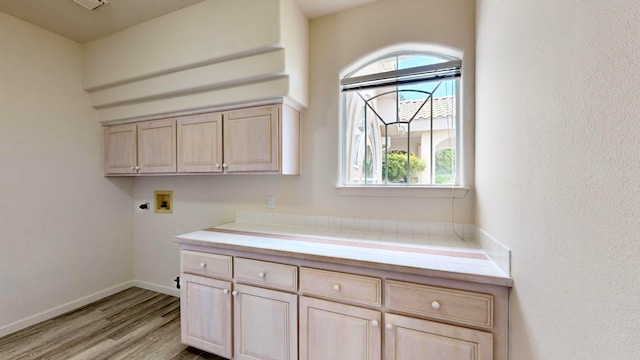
<box><xmin>339</xmin><ymin>46</ymin><xmax>461</xmax><ymax>187</ymax></box>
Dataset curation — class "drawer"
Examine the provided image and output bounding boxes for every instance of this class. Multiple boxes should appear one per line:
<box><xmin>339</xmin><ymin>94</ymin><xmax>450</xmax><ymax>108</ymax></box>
<box><xmin>300</xmin><ymin>267</ymin><xmax>381</xmax><ymax>307</ymax></box>
<box><xmin>385</xmin><ymin>280</ymin><xmax>494</xmax><ymax>329</ymax></box>
<box><xmin>235</xmin><ymin>258</ymin><xmax>298</xmax><ymax>292</ymax></box>
<box><xmin>181</xmin><ymin>250</ymin><xmax>233</xmax><ymax>279</ymax></box>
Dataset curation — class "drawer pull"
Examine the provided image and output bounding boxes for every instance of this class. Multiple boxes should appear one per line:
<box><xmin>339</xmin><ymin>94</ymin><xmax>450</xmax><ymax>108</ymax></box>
<box><xmin>222</xmin><ymin>289</ymin><xmax>229</xmax><ymax>294</ymax></box>
<box><xmin>333</xmin><ymin>284</ymin><xmax>341</xmax><ymax>291</ymax></box>
<box><xmin>199</xmin><ymin>262</ymin><xmax>207</xmax><ymax>268</ymax></box>
<box><xmin>232</xmin><ymin>290</ymin><xmax>238</xmax><ymax>296</ymax></box>
<box><xmin>258</xmin><ymin>272</ymin><xmax>266</xmax><ymax>278</ymax></box>
<box><xmin>371</xmin><ymin>320</ymin><xmax>379</xmax><ymax>327</ymax></box>
<box><xmin>386</xmin><ymin>323</ymin><xmax>393</xmax><ymax>330</ymax></box>
<box><xmin>431</xmin><ymin>301</ymin><xmax>441</xmax><ymax>310</ymax></box>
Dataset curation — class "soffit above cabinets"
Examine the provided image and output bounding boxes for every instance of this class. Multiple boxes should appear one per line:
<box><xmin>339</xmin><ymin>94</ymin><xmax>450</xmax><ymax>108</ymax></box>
<box><xmin>0</xmin><ymin>0</ymin><xmax>381</xmax><ymax>43</ymax></box>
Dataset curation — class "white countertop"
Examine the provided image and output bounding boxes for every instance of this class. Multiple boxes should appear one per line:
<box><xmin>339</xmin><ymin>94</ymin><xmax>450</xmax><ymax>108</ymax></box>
<box><xmin>175</xmin><ymin>220</ymin><xmax>512</xmax><ymax>287</ymax></box>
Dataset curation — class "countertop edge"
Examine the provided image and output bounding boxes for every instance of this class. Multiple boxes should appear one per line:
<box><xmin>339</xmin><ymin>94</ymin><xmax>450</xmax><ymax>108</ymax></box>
<box><xmin>174</xmin><ymin>236</ymin><xmax>513</xmax><ymax>288</ymax></box>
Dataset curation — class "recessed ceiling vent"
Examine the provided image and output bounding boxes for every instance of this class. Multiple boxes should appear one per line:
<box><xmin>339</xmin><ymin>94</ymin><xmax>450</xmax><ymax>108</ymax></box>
<box><xmin>73</xmin><ymin>0</ymin><xmax>107</xmax><ymax>11</ymax></box>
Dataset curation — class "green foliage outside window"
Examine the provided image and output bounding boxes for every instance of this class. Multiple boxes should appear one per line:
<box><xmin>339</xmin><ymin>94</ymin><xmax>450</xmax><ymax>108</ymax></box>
<box><xmin>382</xmin><ymin>150</ymin><xmax>426</xmax><ymax>183</ymax></box>
<box><xmin>435</xmin><ymin>148</ymin><xmax>455</xmax><ymax>184</ymax></box>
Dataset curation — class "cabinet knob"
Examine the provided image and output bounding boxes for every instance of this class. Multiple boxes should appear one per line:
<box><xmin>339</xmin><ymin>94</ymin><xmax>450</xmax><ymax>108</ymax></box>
<box><xmin>135</xmin><ymin>165</ymin><xmax>140</xmax><ymax>171</ymax></box>
<box><xmin>130</xmin><ymin>166</ymin><xmax>135</xmax><ymax>171</ymax></box>
<box><xmin>199</xmin><ymin>262</ymin><xmax>207</xmax><ymax>268</ymax></box>
<box><xmin>232</xmin><ymin>290</ymin><xmax>238</xmax><ymax>296</ymax></box>
<box><xmin>222</xmin><ymin>163</ymin><xmax>228</xmax><ymax>169</ymax></box>
<box><xmin>332</xmin><ymin>284</ymin><xmax>341</xmax><ymax>291</ymax></box>
<box><xmin>222</xmin><ymin>289</ymin><xmax>229</xmax><ymax>294</ymax></box>
<box><xmin>386</xmin><ymin>323</ymin><xmax>393</xmax><ymax>330</ymax></box>
<box><xmin>216</xmin><ymin>163</ymin><xmax>221</xmax><ymax>169</ymax></box>
<box><xmin>371</xmin><ymin>320</ymin><xmax>379</xmax><ymax>327</ymax></box>
<box><xmin>258</xmin><ymin>272</ymin><xmax>266</xmax><ymax>278</ymax></box>
<box><xmin>431</xmin><ymin>301</ymin><xmax>441</xmax><ymax>310</ymax></box>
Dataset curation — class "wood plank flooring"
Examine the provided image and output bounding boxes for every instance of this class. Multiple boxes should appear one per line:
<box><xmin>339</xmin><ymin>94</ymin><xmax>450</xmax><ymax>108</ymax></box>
<box><xmin>0</xmin><ymin>287</ymin><xmax>227</xmax><ymax>360</ymax></box>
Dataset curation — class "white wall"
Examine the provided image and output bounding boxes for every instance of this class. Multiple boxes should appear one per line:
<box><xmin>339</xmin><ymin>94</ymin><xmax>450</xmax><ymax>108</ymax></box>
<box><xmin>476</xmin><ymin>1</ymin><xmax>640</xmax><ymax>358</ymax></box>
<box><xmin>83</xmin><ymin>0</ymin><xmax>308</xmax><ymax>123</ymax></box>
<box><xmin>280</xmin><ymin>0</ymin><xmax>309</xmax><ymax>109</ymax></box>
<box><xmin>132</xmin><ymin>0</ymin><xmax>477</xmax><ymax>291</ymax></box>
<box><xmin>0</xmin><ymin>12</ymin><xmax>134</xmax><ymax>335</ymax></box>
<box><xmin>82</xmin><ymin>0</ymin><xmax>281</xmax><ymax>90</ymax></box>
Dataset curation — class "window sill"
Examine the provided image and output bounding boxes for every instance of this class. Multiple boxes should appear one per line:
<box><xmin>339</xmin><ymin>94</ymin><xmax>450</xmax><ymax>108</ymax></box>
<box><xmin>335</xmin><ymin>185</ymin><xmax>470</xmax><ymax>198</ymax></box>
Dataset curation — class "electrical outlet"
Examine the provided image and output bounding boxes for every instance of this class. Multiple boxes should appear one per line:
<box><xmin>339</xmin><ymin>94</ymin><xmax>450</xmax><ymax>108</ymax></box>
<box><xmin>267</xmin><ymin>195</ymin><xmax>275</xmax><ymax>209</ymax></box>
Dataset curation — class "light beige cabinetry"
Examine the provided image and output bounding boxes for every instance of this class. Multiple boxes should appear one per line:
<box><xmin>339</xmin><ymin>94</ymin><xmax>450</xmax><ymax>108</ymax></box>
<box><xmin>221</xmin><ymin>104</ymin><xmax>299</xmax><ymax>174</ymax></box>
<box><xmin>233</xmin><ymin>284</ymin><xmax>297</xmax><ymax>360</ymax></box>
<box><xmin>384</xmin><ymin>280</ymin><xmax>494</xmax><ymax>359</ymax></box>
<box><xmin>177</xmin><ymin>113</ymin><xmax>223</xmax><ymax>173</ymax></box>
<box><xmin>300</xmin><ymin>296</ymin><xmax>381</xmax><ymax>360</ymax></box>
<box><xmin>224</xmin><ymin>105</ymin><xmax>279</xmax><ymax>173</ymax></box>
<box><xmin>180</xmin><ymin>253</ymin><xmax>298</xmax><ymax>360</ymax></box>
<box><xmin>233</xmin><ymin>258</ymin><xmax>298</xmax><ymax>360</ymax></box>
<box><xmin>180</xmin><ymin>273</ymin><xmax>233</xmax><ymax>358</ymax></box>
<box><xmin>299</xmin><ymin>267</ymin><xmax>382</xmax><ymax>360</ymax></box>
<box><xmin>384</xmin><ymin>314</ymin><xmax>492</xmax><ymax>360</ymax></box>
<box><xmin>179</xmin><ymin>246</ymin><xmax>508</xmax><ymax>360</ymax></box>
<box><xmin>105</xmin><ymin>103</ymin><xmax>300</xmax><ymax>176</ymax></box>
<box><xmin>180</xmin><ymin>251</ymin><xmax>233</xmax><ymax>357</ymax></box>
<box><xmin>104</xmin><ymin>119</ymin><xmax>176</xmax><ymax>174</ymax></box>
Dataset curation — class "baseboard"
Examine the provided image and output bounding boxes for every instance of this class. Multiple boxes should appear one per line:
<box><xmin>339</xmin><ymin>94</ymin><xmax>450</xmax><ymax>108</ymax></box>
<box><xmin>132</xmin><ymin>280</ymin><xmax>180</xmax><ymax>298</ymax></box>
<box><xmin>0</xmin><ymin>280</ymin><xmax>134</xmax><ymax>338</ymax></box>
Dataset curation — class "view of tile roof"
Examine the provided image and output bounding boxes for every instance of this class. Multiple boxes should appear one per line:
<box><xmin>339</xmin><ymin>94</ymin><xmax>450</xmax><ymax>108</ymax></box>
<box><xmin>399</xmin><ymin>96</ymin><xmax>455</xmax><ymax>120</ymax></box>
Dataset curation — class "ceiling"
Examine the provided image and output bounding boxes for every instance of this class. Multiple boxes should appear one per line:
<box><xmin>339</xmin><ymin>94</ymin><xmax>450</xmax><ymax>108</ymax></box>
<box><xmin>0</xmin><ymin>0</ymin><xmax>380</xmax><ymax>43</ymax></box>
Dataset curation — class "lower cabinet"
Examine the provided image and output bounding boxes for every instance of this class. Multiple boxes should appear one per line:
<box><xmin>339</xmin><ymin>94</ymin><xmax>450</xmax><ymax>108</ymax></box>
<box><xmin>384</xmin><ymin>314</ymin><xmax>493</xmax><ymax>360</ymax></box>
<box><xmin>233</xmin><ymin>284</ymin><xmax>297</xmax><ymax>360</ymax></box>
<box><xmin>179</xmin><ymin>248</ymin><xmax>508</xmax><ymax>360</ymax></box>
<box><xmin>180</xmin><ymin>273</ymin><xmax>232</xmax><ymax>358</ymax></box>
<box><xmin>299</xmin><ymin>296</ymin><xmax>381</xmax><ymax>360</ymax></box>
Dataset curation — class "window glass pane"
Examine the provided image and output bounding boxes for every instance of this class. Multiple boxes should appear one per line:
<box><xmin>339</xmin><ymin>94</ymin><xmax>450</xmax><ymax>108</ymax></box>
<box><xmin>341</xmin><ymin>49</ymin><xmax>460</xmax><ymax>187</ymax></box>
<box><xmin>343</xmin><ymin>77</ymin><xmax>458</xmax><ymax>186</ymax></box>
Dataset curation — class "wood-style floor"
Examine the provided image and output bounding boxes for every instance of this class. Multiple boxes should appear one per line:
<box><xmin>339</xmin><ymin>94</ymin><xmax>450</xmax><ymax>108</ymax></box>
<box><xmin>0</xmin><ymin>287</ymin><xmax>226</xmax><ymax>360</ymax></box>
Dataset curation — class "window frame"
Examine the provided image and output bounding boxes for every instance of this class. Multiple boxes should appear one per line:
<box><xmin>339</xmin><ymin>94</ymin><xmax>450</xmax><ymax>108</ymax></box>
<box><xmin>337</xmin><ymin>45</ymin><xmax>470</xmax><ymax>198</ymax></box>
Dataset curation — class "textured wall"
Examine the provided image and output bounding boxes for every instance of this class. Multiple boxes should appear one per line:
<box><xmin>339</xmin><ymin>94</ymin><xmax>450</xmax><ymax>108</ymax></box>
<box><xmin>0</xmin><ymin>12</ymin><xmax>134</xmax><ymax>335</ymax></box>
<box><xmin>475</xmin><ymin>1</ymin><xmax>640</xmax><ymax>358</ymax></box>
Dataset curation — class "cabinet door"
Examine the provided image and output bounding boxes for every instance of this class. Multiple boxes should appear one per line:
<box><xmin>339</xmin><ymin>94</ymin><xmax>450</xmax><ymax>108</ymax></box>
<box><xmin>177</xmin><ymin>113</ymin><xmax>223</xmax><ymax>173</ymax></box>
<box><xmin>180</xmin><ymin>273</ymin><xmax>233</xmax><ymax>358</ymax></box>
<box><xmin>300</xmin><ymin>296</ymin><xmax>381</xmax><ymax>360</ymax></box>
<box><xmin>137</xmin><ymin>119</ymin><xmax>176</xmax><ymax>173</ymax></box>
<box><xmin>224</xmin><ymin>105</ymin><xmax>279</xmax><ymax>173</ymax></box>
<box><xmin>233</xmin><ymin>284</ymin><xmax>297</xmax><ymax>360</ymax></box>
<box><xmin>104</xmin><ymin>124</ymin><xmax>137</xmax><ymax>174</ymax></box>
<box><xmin>385</xmin><ymin>314</ymin><xmax>493</xmax><ymax>360</ymax></box>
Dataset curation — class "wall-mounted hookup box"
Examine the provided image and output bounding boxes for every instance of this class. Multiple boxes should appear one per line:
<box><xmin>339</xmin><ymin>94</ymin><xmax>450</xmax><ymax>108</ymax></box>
<box><xmin>154</xmin><ymin>190</ymin><xmax>173</xmax><ymax>214</ymax></box>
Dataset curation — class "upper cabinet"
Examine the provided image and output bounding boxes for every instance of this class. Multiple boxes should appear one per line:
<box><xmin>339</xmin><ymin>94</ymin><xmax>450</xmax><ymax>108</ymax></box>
<box><xmin>177</xmin><ymin>113</ymin><xmax>223</xmax><ymax>173</ymax></box>
<box><xmin>105</xmin><ymin>103</ymin><xmax>300</xmax><ymax>176</ymax></box>
<box><xmin>223</xmin><ymin>104</ymin><xmax>299</xmax><ymax>175</ymax></box>
<box><xmin>104</xmin><ymin>124</ymin><xmax>136</xmax><ymax>174</ymax></box>
<box><xmin>104</xmin><ymin>119</ymin><xmax>176</xmax><ymax>174</ymax></box>
<box><xmin>90</xmin><ymin>1</ymin><xmax>307</xmax><ymax>176</ymax></box>
<box><xmin>224</xmin><ymin>106</ymin><xmax>279</xmax><ymax>173</ymax></box>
